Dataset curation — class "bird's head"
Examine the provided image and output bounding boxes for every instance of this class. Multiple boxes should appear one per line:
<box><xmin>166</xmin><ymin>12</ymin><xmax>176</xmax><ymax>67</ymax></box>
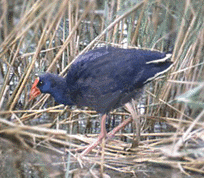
<box><xmin>29</xmin><ymin>73</ymin><xmax>59</xmax><ymax>101</ymax></box>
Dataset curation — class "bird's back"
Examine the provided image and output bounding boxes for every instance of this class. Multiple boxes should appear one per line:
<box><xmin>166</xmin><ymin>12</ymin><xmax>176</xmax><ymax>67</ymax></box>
<box><xmin>66</xmin><ymin>46</ymin><xmax>173</xmax><ymax>113</ymax></box>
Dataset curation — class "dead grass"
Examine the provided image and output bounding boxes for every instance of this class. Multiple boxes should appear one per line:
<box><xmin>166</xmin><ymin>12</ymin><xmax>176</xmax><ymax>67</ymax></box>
<box><xmin>0</xmin><ymin>0</ymin><xmax>204</xmax><ymax>178</ymax></box>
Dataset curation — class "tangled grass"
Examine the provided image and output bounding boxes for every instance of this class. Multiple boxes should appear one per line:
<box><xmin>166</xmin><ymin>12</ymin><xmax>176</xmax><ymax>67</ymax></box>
<box><xmin>0</xmin><ymin>0</ymin><xmax>204</xmax><ymax>177</ymax></box>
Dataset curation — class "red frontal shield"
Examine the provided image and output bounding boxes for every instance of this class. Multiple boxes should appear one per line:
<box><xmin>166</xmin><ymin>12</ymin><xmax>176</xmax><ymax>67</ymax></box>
<box><xmin>29</xmin><ymin>78</ymin><xmax>41</xmax><ymax>101</ymax></box>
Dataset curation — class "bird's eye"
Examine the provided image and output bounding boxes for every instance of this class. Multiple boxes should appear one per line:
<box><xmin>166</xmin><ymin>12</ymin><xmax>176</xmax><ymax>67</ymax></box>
<box><xmin>38</xmin><ymin>81</ymin><xmax>43</xmax><ymax>85</ymax></box>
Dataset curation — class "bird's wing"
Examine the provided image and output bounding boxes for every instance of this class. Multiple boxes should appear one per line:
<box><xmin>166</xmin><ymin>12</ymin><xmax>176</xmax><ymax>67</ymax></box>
<box><xmin>66</xmin><ymin>47</ymin><xmax>172</xmax><ymax>112</ymax></box>
<box><xmin>67</xmin><ymin>47</ymin><xmax>146</xmax><ymax>94</ymax></box>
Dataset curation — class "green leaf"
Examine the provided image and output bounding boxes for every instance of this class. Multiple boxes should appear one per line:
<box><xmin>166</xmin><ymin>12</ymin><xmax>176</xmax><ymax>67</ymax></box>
<box><xmin>174</xmin><ymin>83</ymin><xmax>204</xmax><ymax>109</ymax></box>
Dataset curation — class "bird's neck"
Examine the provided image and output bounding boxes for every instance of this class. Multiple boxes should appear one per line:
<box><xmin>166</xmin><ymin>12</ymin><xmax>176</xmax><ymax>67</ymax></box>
<box><xmin>50</xmin><ymin>77</ymin><xmax>75</xmax><ymax>106</ymax></box>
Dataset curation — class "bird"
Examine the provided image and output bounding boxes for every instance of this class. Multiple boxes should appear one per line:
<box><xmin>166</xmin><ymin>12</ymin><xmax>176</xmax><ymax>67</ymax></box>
<box><xmin>29</xmin><ymin>46</ymin><xmax>173</xmax><ymax>156</ymax></box>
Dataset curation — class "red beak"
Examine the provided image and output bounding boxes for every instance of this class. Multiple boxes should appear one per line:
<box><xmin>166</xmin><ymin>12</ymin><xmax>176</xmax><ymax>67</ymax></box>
<box><xmin>29</xmin><ymin>78</ymin><xmax>41</xmax><ymax>101</ymax></box>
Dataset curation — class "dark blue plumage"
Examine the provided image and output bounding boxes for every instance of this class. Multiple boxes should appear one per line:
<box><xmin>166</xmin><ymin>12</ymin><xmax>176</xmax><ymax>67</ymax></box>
<box><xmin>32</xmin><ymin>46</ymin><xmax>173</xmax><ymax>114</ymax></box>
<box><xmin>37</xmin><ymin>73</ymin><xmax>74</xmax><ymax>106</ymax></box>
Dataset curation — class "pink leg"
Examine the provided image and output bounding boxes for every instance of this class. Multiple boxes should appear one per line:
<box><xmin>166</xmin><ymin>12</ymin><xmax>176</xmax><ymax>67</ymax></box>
<box><xmin>106</xmin><ymin>116</ymin><xmax>132</xmax><ymax>140</ymax></box>
<box><xmin>80</xmin><ymin>114</ymin><xmax>133</xmax><ymax>156</ymax></box>
<box><xmin>80</xmin><ymin>114</ymin><xmax>107</xmax><ymax>156</ymax></box>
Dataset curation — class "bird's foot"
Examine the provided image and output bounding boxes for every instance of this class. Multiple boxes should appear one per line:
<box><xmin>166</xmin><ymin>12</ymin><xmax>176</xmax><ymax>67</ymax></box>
<box><xmin>79</xmin><ymin>116</ymin><xmax>132</xmax><ymax>157</ymax></box>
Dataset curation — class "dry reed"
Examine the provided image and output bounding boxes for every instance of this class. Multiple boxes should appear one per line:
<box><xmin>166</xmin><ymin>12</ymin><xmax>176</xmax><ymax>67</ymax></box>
<box><xmin>0</xmin><ymin>0</ymin><xmax>204</xmax><ymax>178</ymax></box>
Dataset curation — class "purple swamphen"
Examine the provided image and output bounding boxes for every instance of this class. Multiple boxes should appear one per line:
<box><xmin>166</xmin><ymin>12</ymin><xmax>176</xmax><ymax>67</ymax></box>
<box><xmin>29</xmin><ymin>46</ymin><xmax>173</xmax><ymax>156</ymax></box>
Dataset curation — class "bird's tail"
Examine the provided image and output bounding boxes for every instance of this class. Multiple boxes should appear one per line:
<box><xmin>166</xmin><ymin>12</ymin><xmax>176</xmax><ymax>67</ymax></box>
<box><xmin>143</xmin><ymin>60</ymin><xmax>174</xmax><ymax>84</ymax></box>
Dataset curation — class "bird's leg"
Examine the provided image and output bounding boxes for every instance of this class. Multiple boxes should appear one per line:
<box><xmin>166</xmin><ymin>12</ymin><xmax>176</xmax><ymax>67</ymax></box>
<box><xmin>80</xmin><ymin>113</ymin><xmax>135</xmax><ymax>156</ymax></box>
<box><xmin>80</xmin><ymin>114</ymin><xmax>107</xmax><ymax>156</ymax></box>
<box><xmin>100</xmin><ymin>114</ymin><xmax>107</xmax><ymax>137</ymax></box>
<box><xmin>125</xmin><ymin>101</ymin><xmax>141</xmax><ymax>147</ymax></box>
<box><xmin>106</xmin><ymin>116</ymin><xmax>132</xmax><ymax>140</ymax></box>
<box><xmin>106</xmin><ymin>102</ymin><xmax>140</xmax><ymax>141</ymax></box>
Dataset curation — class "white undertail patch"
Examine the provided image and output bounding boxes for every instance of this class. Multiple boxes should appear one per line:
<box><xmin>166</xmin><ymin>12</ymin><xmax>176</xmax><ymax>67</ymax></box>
<box><xmin>143</xmin><ymin>62</ymin><xmax>174</xmax><ymax>84</ymax></box>
<box><xmin>146</xmin><ymin>53</ymin><xmax>172</xmax><ymax>64</ymax></box>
